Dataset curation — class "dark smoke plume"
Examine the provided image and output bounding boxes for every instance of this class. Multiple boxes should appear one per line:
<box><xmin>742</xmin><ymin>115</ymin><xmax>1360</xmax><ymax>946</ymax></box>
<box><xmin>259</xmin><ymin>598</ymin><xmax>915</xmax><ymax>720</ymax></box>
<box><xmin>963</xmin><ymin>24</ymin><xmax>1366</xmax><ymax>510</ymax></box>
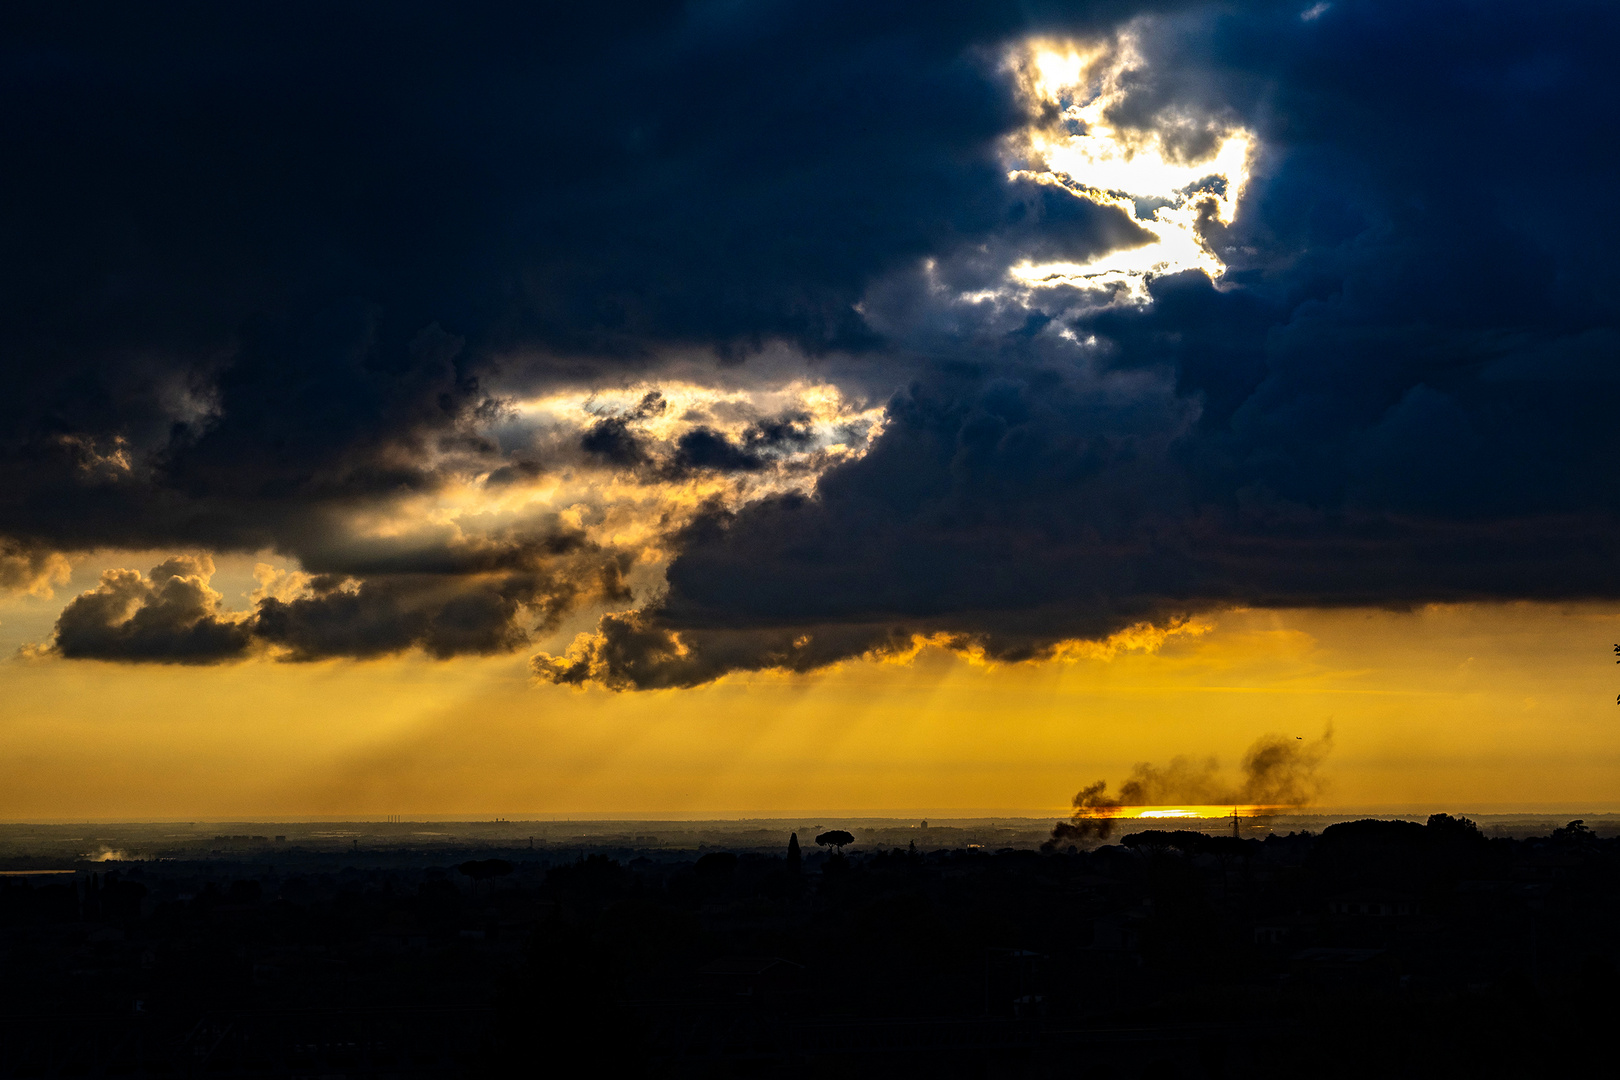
<box><xmin>1045</xmin><ymin>730</ymin><xmax>1334</xmax><ymax>846</ymax></box>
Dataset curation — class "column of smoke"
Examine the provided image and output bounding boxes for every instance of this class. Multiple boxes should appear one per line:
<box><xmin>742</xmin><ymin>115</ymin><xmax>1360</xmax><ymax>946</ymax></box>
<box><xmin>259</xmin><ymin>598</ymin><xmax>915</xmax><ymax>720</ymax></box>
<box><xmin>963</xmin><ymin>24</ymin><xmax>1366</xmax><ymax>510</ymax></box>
<box><xmin>1046</xmin><ymin>728</ymin><xmax>1334</xmax><ymax>847</ymax></box>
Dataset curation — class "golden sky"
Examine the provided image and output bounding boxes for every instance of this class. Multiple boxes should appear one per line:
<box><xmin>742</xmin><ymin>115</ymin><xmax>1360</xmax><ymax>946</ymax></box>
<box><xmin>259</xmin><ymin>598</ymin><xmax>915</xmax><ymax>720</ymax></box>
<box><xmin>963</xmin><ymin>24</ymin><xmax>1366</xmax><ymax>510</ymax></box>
<box><xmin>5</xmin><ymin>586</ymin><xmax>1616</xmax><ymax>820</ymax></box>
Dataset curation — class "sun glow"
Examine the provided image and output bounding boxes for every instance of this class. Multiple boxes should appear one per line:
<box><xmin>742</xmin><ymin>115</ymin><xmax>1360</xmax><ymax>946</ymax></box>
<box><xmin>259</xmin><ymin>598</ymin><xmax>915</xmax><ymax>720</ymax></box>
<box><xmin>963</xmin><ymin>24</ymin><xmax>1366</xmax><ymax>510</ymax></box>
<box><xmin>1008</xmin><ymin>36</ymin><xmax>1253</xmax><ymax>299</ymax></box>
<box><xmin>1128</xmin><ymin>805</ymin><xmax>1276</xmax><ymax>820</ymax></box>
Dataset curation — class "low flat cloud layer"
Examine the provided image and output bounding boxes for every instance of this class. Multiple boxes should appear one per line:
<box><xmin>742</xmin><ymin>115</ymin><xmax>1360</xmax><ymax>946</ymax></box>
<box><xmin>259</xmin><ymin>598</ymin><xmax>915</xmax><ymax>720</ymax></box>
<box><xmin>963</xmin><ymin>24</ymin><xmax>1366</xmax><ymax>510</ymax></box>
<box><xmin>5</xmin><ymin>1</ymin><xmax>1619</xmax><ymax>684</ymax></box>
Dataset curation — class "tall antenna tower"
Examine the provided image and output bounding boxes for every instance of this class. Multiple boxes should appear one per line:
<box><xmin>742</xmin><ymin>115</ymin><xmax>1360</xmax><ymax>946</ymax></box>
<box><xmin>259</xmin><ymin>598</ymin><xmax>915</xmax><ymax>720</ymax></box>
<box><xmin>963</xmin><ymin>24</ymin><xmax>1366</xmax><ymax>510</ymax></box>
<box><xmin>1230</xmin><ymin>806</ymin><xmax>1241</xmax><ymax>840</ymax></box>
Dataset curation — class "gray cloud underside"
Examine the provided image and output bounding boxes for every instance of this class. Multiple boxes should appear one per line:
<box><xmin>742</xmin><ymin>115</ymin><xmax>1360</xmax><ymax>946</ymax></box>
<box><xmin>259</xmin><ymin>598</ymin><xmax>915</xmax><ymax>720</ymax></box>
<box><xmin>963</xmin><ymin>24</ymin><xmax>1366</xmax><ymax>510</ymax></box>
<box><xmin>53</xmin><ymin>557</ymin><xmax>253</xmax><ymax>664</ymax></box>
<box><xmin>52</xmin><ymin>545</ymin><xmax>635</xmax><ymax>665</ymax></box>
<box><xmin>6</xmin><ymin>2</ymin><xmax>1620</xmax><ymax>680</ymax></box>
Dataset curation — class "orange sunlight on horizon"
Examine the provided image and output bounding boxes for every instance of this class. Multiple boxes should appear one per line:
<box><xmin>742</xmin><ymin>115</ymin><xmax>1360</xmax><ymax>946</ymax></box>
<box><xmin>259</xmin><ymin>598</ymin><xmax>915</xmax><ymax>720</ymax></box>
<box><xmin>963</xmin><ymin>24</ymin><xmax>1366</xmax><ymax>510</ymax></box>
<box><xmin>2</xmin><ymin>602</ymin><xmax>1618</xmax><ymax>821</ymax></box>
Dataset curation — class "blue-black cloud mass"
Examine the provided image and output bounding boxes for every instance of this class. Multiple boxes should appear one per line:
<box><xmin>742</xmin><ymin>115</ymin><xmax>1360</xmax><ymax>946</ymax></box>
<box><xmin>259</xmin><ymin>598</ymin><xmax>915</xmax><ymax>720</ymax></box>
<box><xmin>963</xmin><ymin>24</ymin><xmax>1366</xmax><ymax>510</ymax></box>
<box><xmin>5</xmin><ymin>1</ymin><xmax>1620</xmax><ymax>683</ymax></box>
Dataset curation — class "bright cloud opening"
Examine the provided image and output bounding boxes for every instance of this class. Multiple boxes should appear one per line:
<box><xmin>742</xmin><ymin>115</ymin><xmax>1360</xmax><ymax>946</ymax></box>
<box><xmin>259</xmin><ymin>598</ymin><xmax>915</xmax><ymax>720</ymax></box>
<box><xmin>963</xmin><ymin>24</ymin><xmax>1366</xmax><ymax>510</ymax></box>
<box><xmin>1007</xmin><ymin>35</ymin><xmax>1253</xmax><ymax>299</ymax></box>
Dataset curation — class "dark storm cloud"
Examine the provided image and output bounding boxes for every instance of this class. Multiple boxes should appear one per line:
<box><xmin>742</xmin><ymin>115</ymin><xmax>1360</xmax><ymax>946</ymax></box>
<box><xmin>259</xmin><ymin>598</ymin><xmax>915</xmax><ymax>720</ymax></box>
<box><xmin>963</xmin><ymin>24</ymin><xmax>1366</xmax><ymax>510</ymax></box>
<box><xmin>53</xmin><ymin>557</ymin><xmax>252</xmax><ymax>664</ymax></box>
<box><xmin>254</xmin><ymin>573</ymin><xmax>551</xmax><ymax>662</ymax></box>
<box><xmin>664</xmin><ymin>413</ymin><xmax>819</xmax><ymax>476</ymax></box>
<box><xmin>47</xmin><ymin>544</ymin><xmax>635</xmax><ymax>664</ymax></box>
<box><xmin>668</xmin><ymin>428</ymin><xmax>768</xmax><ymax>474</ymax></box>
<box><xmin>581</xmin><ymin>419</ymin><xmax>651</xmax><ymax>469</ymax></box>
<box><xmin>580</xmin><ymin>396</ymin><xmax>826</xmax><ymax>479</ymax></box>
<box><xmin>247</xmin><ymin>528</ymin><xmax>634</xmax><ymax>662</ymax></box>
<box><xmin>8</xmin><ymin>2</ymin><xmax>1620</xmax><ymax>673</ymax></box>
<box><xmin>243</xmin><ymin>531</ymin><xmax>638</xmax><ymax>664</ymax></box>
<box><xmin>0</xmin><ymin>0</ymin><xmax>1056</xmax><ymax>556</ymax></box>
<box><xmin>0</xmin><ymin>0</ymin><xmax>1088</xmax><ymax>659</ymax></box>
<box><xmin>580</xmin><ymin>392</ymin><xmax>673</xmax><ymax>468</ymax></box>
<box><xmin>533</xmin><ymin>608</ymin><xmax>909</xmax><ymax>691</ymax></box>
<box><xmin>537</xmin><ymin>1</ymin><xmax>1620</xmax><ymax>688</ymax></box>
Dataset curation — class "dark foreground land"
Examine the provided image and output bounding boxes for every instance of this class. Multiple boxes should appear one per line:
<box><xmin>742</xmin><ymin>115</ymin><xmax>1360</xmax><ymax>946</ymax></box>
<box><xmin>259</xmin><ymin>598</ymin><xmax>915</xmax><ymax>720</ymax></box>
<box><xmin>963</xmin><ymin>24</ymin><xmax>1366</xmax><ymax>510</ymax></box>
<box><xmin>1</xmin><ymin>815</ymin><xmax>1616</xmax><ymax>1078</ymax></box>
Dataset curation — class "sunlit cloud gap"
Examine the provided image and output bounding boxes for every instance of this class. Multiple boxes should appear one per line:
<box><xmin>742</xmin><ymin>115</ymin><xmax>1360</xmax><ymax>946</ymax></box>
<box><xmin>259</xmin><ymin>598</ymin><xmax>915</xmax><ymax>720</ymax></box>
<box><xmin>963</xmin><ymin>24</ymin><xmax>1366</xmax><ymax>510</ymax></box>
<box><xmin>1005</xmin><ymin>36</ymin><xmax>1253</xmax><ymax>298</ymax></box>
<box><xmin>332</xmin><ymin>379</ymin><xmax>884</xmax><ymax>559</ymax></box>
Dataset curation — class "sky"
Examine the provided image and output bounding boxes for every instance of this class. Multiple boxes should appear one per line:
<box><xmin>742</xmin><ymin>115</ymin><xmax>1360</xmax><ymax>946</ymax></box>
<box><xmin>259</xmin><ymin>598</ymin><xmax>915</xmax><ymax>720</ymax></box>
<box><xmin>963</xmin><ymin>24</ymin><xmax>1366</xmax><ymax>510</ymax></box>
<box><xmin>3</xmin><ymin>1</ymin><xmax>1619</xmax><ymax>820</ymax></box>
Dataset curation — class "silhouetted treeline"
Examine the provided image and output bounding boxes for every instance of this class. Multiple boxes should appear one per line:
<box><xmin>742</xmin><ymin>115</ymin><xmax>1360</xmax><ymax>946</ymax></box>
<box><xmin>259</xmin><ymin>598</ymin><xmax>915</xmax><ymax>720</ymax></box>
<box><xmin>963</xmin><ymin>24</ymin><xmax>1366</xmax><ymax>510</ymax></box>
<box><xmin>1</xmin><ymin>818</ymin><xmax>1616</xmax><ymax>1077</ymax></box>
